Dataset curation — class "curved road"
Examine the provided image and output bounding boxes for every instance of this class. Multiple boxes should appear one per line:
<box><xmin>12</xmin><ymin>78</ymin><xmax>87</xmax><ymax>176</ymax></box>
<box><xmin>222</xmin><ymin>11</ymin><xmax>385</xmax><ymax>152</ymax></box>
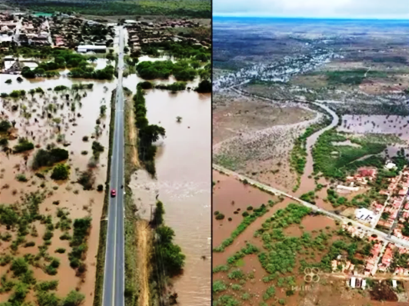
<box><xmin>102</xmin><ymin>26</ymin><xmax>125</xmax><ymax>306</ymax></box>
<box><xmin>213</xmin><ymin>164</ymin><xmax>409</xmax><ymax>249</ymax></box>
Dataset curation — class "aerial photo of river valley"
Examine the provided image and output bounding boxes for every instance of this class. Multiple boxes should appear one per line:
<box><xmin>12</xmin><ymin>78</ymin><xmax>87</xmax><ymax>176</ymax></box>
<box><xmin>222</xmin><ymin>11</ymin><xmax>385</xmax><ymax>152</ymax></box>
<box><xmin>213</xmin><ymin>16</ymin><xmax>409</xmax><ymax>306</ymax></box>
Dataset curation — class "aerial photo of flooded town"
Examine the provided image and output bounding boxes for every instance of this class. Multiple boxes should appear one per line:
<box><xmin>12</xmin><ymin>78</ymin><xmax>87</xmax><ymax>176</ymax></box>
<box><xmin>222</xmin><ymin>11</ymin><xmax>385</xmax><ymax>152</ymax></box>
<box><xmin>212</xmin><ymin>1</ymin><xmax>409</xmax><ymax>305</ymax></box>
<box><xmin>0</xmin><ymin>0</ymin><xmax>211</xmax><ymax>305</ymax></box>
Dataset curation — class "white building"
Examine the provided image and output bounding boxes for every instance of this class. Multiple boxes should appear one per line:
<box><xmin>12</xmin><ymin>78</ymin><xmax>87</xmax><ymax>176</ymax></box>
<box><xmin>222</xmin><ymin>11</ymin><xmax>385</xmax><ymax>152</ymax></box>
<box><xmin>350</xmin><ymin>277</ymin><xmax>356</xmax><ymax>288</ymax></box>
<box><xmin>355</xmin><ymin>208</ymin><xmax>375</xmax><ymax>222</ymax></box>
<box><xmin>77</xmin><ymin>45</ymin><xmax>106</xmax><ymax>53</ymax></box>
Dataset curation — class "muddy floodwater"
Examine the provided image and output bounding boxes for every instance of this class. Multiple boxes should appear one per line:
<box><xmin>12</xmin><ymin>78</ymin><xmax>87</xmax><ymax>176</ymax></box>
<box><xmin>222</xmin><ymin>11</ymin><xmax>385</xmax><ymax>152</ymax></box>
<box><xmin>129</xmin><ymin>87</ymin><xmax>211</xmax><ymax>305</ymax></box>
<box><xmin>297</xmin><ymin>104</ymin><xmax>339</xmax><ymax>196</ymax></box>
<box><xmin>337</xmin><ymin>115</ymin><xmax>409</xmax><ymax>141</ymax></box>
<box><xmin>0</xmin><ymin>67</ymin><xmax>115</xmax><ymax>304</ymax></box>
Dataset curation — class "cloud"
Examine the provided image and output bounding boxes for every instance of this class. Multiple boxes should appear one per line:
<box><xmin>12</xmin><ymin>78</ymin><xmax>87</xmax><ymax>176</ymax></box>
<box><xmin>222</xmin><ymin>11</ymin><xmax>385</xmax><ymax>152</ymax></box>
<box><xmin>214</xmin><ymin>0</ymin><xmax>409</xmax><ymax>19</ymax></box>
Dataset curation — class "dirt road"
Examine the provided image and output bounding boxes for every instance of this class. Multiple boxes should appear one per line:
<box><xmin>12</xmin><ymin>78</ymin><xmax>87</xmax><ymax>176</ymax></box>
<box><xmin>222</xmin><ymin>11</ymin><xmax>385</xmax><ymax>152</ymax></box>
<box><xmin>136</xmin><ymin>219</ymin><xmax>151</xmax><ymax>306</ymax></box>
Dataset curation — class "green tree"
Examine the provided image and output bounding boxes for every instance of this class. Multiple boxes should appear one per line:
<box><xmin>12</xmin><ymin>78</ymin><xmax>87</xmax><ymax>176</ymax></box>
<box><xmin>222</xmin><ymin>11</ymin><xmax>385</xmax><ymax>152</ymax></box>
<box><xmin>0</xmin><ymin>120</ymin><xmax>11</xmax><ymax>132</ymax></box>
<box><xmin>11</xmin><ymin>258</ymin><xmax>29</xmax><ymax>277</ymax></box>
<box><xmin>51</xmin><ymin>164</ymin><xmax>70</xmax><ymax>180</ymax></box>
<box><xmin>62</xmin><ymin>290</ymin><xmax>85</xmax><ymax>306</ymax></box>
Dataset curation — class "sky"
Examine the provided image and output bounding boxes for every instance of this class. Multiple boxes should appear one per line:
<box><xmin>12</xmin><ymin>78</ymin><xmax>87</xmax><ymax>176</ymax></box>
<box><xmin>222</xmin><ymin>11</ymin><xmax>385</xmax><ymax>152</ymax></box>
<box><xmin>213</xmin><ymin>0</ymin><xmax>409</xmax><ymax>19</ymax></box>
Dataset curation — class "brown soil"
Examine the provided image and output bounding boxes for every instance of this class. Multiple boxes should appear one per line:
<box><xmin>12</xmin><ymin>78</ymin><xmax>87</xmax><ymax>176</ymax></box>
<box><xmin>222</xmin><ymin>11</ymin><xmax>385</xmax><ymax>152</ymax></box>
<box><xmin>126</xmin><ymin>95</ymin><xmax>140</xmax><ymax>168</ymax></box>
<box><xmin>213</xmin><ymin>91</ymin><xmax>320</xmax><ymax>192</ymax></box>
<box><xmin>136</xmin><ymin>219</ymin><xmax>151</xmax><ymax>306</ymax></box>
<box><xmin>213</xmin><ymin>92</ymin><xmax>316</xmax><ymax>144</ymax></box>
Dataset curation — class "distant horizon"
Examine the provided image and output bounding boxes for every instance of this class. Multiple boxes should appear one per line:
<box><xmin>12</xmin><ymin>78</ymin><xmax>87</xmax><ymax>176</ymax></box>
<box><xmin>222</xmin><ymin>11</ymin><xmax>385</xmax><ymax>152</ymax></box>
<box><xmin>213</xmin><ymin>14</ymin><xmax>409</xmax><ymax>21</ymax></box>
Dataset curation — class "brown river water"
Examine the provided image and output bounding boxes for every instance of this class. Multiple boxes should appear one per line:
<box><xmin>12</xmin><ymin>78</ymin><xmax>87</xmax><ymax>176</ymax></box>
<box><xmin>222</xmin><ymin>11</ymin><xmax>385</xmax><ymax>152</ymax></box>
<box><xmin>124</xmin><ymin>71</ymin><xmax>211</xmax><ymax>304</ymax></box>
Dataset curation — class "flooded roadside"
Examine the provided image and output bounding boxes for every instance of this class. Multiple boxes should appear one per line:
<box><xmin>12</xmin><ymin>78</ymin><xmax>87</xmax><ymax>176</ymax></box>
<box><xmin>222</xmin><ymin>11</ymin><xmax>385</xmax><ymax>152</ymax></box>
<box><xmin>0</xmin><ymin>71</ymin><xmax>115</xmax><ymax>304</ymax></box>
<box><xmin>129</xmin><ymin>88</ymin><xmax>211</xmax><ymax>305</ymax></box>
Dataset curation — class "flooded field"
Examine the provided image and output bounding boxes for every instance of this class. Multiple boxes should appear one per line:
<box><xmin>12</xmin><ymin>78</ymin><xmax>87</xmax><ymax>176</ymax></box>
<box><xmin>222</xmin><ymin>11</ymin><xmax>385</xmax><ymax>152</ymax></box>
<box><xmin>129</xmin><ymin>87</ymin><xmax>211</xmax><ymax>305</ymax></box>
<box><xmin>0</xmin><ymin>71</ymin><xmax>115</xmax><ymax>304</ymax></box>
<box><xmin>337</xmin><ymin>115</ymin><xmax>409</xmax><ymax>141</ymax></box>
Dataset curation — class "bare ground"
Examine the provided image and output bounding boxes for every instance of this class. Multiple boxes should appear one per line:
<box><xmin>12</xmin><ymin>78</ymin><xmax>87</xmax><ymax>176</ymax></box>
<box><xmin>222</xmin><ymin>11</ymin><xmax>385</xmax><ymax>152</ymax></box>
<box><xmin>213</xmin><ymin>91</ymin><xmax>321</xmax><ymax>191</ymax></box>
<box><xmin>136</xmin><ymin>219</ymin><xmax>151</xmax><ymax>306</ymax></box>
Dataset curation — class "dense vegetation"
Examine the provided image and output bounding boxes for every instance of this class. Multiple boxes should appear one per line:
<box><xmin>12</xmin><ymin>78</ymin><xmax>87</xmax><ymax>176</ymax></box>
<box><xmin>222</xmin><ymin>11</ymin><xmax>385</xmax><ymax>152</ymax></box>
<box><xmin>50</xmin><ymin>164</ymin><xmax>70</xmax><ymax>180</ymax></box>
<box><xmin>136</xmin><ymin>60</ymin><xmax>197</xmax><ymax>81</ymax></box>
<box><xmin>151</xmin><ymin>200</ymin><xmax>185</xmax><ymax>279</ymax></box>
<box><xmin>13</xmin><ymin>138</ymin><xmax>34</xmax><ymax>153</ymax></box>
<box><xmin>11</xmin><ymin>0</ymin><xmax>211</xmax><ymax>18</ymax></box>
<box><xmin>155</xmin><ymin>81</ymin><xmax>187</xmax><ymax>91</ymax></box>
<box><xmin>142</xmin><ymin>41</ymin><xmax>211</xmax><ymax>60</ymax></box>
<box><xmin>0</xmin><ymin>120</ymin><xmax>11</xmax><ymax>132</ymax></box>
<box><xmin>195</xmin><ymin>79</ymin><xmax>211</xmax><ymax>93</ymax></box>
<box><xmin>326</xmin><ymin>69</ymin><xmax>387</xmax><ymax>85</ymax></box>
<box><xmin>32</xmin><ymin>148</ymin><xmax>69</xmax><ymax>170</ymax></box>
<box><xmin>133</xmin><ymin>85</ymin><xmax>166</xmax><ymax>176</ymax></box>
<box><xmin>291</xmin><ymin>120</ymin><xmax>330</xmax><ymax>176</ymax></box>
<box><xmin>17</xmin><ymin>48</ymin><xmax>115</xmax><ymax>80</ymax></box>
<box><xmin>312</xmin><ymin>129</ymin><xmax>386</xmax><ymax>180</ymax></box>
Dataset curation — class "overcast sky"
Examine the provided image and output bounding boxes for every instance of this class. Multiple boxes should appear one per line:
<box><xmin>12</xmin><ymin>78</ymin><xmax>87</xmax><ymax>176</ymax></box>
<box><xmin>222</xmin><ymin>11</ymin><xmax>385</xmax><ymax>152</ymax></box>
<box><xmin>213</xmin><ymin>0</ymin><xmax>409</xmax><ymax>19</ymax></box>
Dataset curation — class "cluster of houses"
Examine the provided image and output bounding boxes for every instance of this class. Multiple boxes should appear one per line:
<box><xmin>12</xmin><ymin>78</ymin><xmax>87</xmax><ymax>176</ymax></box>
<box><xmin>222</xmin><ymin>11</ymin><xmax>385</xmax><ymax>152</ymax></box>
<box><xmin>376</xmin><ymin>167</ymin><xmax>409</xmax><ymax>229</ymax></box>
<box><xmin>349</xmin><ymin>277</ymin><xmax>367</xmax><ymax>289</ymax></box>
<box><xmin>345</xmin><ymin>168</ymin><xmax>377</xmax><ymax>186</ymax></box>
<box><xmin>49</xmin><ymin>17</ymin><xmax>115</xmax><ymax>51</ymax></box>
<box><xmin>124</xmin><ymin>19</ymin><xmax>210</xmax><ymax>53</ymax></box>
<box><xmin>0</xmin><ymin>13</ymin><xmax>17</xmax><ymax>44</ymax></box>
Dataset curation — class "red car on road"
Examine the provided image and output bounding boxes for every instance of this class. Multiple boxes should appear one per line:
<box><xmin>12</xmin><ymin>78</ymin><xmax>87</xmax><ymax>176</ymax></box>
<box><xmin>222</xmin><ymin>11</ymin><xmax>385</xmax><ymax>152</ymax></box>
<box><xmin>111</xmin><ymin>189</ymin><xmax>116</xmax><ymax>197</ymax></box>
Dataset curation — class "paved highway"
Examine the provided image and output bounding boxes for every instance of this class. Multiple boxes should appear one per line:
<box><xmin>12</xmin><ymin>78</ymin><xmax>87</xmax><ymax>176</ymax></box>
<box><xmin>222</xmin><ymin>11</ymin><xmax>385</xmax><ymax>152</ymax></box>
<box><xmin>213</xmin><ymin>164</ymin><xmax>409</xmax><ymax>249</ymax></box>
<box><xmin>102</xmin><ymin>26</ymin><xmax>125</xmax><ymax>306</ymax></box>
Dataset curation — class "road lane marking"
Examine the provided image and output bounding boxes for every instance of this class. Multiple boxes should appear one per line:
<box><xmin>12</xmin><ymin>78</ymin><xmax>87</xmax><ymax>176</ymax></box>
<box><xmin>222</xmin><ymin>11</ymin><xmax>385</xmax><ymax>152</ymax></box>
<box><xmin>112</xmin><ymin>81</ymin><xmax>122</xmax><ymax>306</ymax></box>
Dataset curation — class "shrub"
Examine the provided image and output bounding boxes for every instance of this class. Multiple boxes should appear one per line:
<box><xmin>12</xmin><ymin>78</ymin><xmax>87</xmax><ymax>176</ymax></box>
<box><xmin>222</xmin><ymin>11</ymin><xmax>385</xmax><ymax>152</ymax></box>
<box><xmin>215</xmin><ymin>213</ymin><xmax>225</xmax><ymax>220</ymax></box>
<box><xmin>97</xmin><ymin>184</ymin><xmax>104</xmax><ymax>192</ymax></box>
<box><xmin>195</xmin><ymin>79</ymin><xmax>211</xmax><ymax>93</ymax></box>
<box><xmin>0</xmin><ymin>120</ymin><xmax>11</xmax><ymax>132</ymax></box>
<box><xmin>36</xmin><ymin>280</ymin><xmax>58</xmax><ymax>291</ymax></box>
<box><xmin>32</xmin><ymin>148</ymin><xmax>69</xmax><ymax>170</ymax></box>
<box><xmin>82</xmin><ymin>136</ymin><xmax>89</xmax><ymax>142</ymax></box>
<box><xmin>24</xmin><ymin>241</ymin><xmax>35</xmax><ymax>247</ymax></box>
<box><xmin>11</xmin><ymin>258</ymin><xmax>29</xmax><ymax>276</ymax></box>
<box><xmin>13</xmin><ymin>140</ymin><xmax>34</xmax><ymax>153</ymax></box>
<box><xmin>51</xmin><ymin>164</ymin><xmax>70</xmax><ymax>180</ymax></box>
<box><xmin>0</xmin><ymin>138</ymin><xmax>8</xmax><ymax>146</ymax></box>
<box><xmin>77</xmin><ymin>170</ymin><xmax>95</xmax><ymax>190</ymax></box>
<box><xmin>16</xmin><ymin>174</ymin><xmax>28</xmax><ymax>182</ymax></box>
<box><xmin>43</xmin><ymin>231</ymin><xmax>53</xmax><ymax>241</ymax></box>
<box><xmin>62</xmin><ymin>290</ymin><xmax>85</xmax><ymax>306</ymax></box>
<box><xmin>138</xmin><ymin>81</ymin><xmax>154</xmax><ymax>89</ymax></box>
<box><xmin>55</xmin><ymin>248</ymin><xmax>66</xmax><ymax>254</ymax></box>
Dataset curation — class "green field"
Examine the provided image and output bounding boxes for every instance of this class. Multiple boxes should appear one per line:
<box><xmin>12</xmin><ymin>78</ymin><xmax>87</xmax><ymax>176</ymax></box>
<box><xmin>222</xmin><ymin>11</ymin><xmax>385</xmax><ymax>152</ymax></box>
<box><xmin>8</xmin><ymin>0</ymin><xmax>211</xmax><ymax>18</ymax></box>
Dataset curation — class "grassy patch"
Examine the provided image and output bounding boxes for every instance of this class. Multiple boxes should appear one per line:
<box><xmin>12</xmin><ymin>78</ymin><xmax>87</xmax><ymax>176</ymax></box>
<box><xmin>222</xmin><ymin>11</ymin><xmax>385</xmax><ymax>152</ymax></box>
<box><xmin>326</xmin><ymin>69</ymin><xmax>388</xmax><ymax>85</ymax></box>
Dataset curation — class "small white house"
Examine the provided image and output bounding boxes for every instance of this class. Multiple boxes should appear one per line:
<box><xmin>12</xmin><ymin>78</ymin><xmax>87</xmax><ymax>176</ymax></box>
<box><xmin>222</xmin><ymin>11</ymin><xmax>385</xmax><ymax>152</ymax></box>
<box><xmin>350</xmin><ymin>277</ymin><xmax>356</xmax><ymax>288</ymax></box>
